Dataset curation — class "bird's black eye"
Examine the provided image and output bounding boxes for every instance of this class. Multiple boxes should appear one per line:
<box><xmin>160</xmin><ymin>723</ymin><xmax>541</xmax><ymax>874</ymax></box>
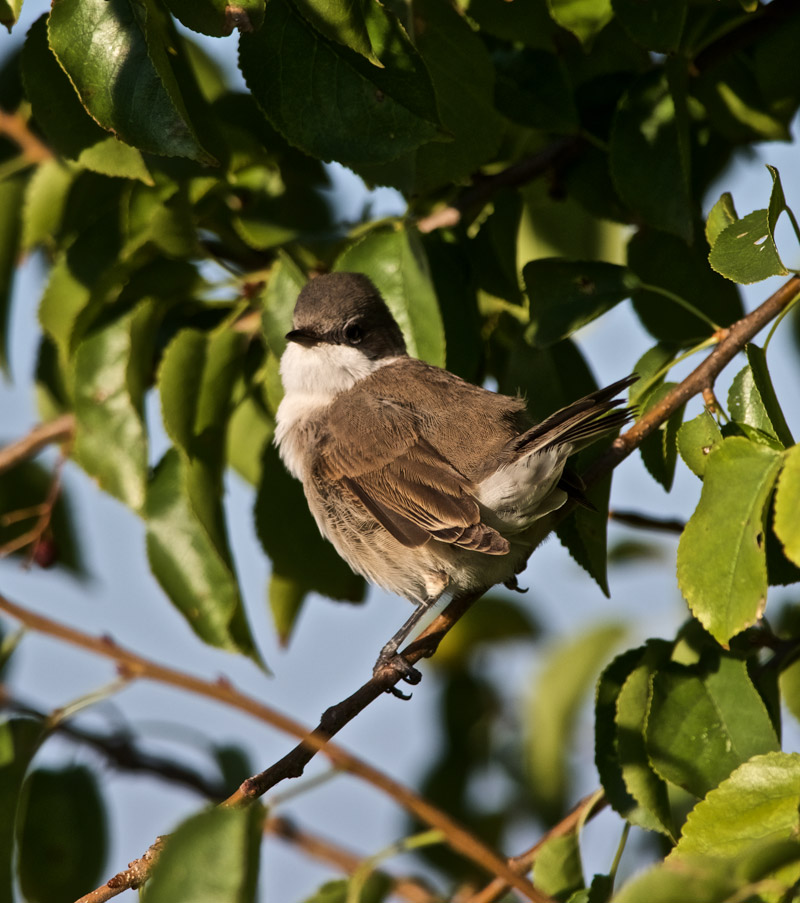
<box><xmin>344</xmin><ymin>323</ymin><xmax>364</xmax><ymax>345</ymax></box>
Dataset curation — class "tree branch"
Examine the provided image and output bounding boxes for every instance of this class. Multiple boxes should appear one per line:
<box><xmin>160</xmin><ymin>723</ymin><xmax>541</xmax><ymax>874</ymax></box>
<box><xmin>609</xmin><ymin>510</ymin><xmax>685</xmax><ymax>534</ymax></box>
<box><xmin>0</xmin><ymin>413</ymin><xmax>75</xmax><ymax>475</ymax></box>
<box><xmin>0</xmin><ymin>110</ymin><xmax>54</xmax><ymax>164</ymax></box>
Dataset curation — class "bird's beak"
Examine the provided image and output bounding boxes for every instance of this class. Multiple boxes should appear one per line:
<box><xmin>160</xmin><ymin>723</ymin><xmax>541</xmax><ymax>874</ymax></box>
<box><xmin>285</xmin><ymin>329</ymin><xmax>318</xmax><ymax>347</ymax></box>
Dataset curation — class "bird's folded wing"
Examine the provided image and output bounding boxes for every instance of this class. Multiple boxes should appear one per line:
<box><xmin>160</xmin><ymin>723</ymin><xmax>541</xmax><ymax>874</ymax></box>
<box><xmin>317</xmin><ymin>398</ymin><xmax>508</xmax><ymax>554</ymax></box>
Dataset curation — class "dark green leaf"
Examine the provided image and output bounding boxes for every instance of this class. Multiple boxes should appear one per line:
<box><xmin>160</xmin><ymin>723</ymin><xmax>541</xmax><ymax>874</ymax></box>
<box><xmin>292</xmin><ymin>0</ymin><xmax>377</xmax><ymax>63</ymax></box>
<box><xmin>555</xmin><ymin>467</ymin><xmax>612</xmax><ymax>596</ymax></box>
<box><xmin>239</xmin><ymin>0</ymin><xmax>440</xmax><ymax>167</ymax></box>
<box><xmin>146</xmin><ymin>449</ymin><xmax>261</xmax><ymax>662</ymax></box>
<box><xmin>301</xmin><ymin>874</ymin><xmax>392</xmax><ymax>903</ymax></box>
<box><xmin>354</xmin><ymin>0</ymin><xmax>503</xmax><ymax>193</ymax></box>
<box><xmin>774</xmin><ymin>444</ymin><xmax>800</xmax><ymax>569</ymax></box>
<box><xmin>534</xmin><ymin>831</ymin><xmax>584</xmax><ymax>900</ymax></box>
<box><xmin>708</xmin><ymin>166</ymin><xmax>792</xmax><ymax>284</ymax></box>
<box><xmin>547</xmin><ymin>0</ymin><xmax>613</xmax><ymax>45</ymax></box>
<box><xmin>610</xmin><ymin>70</ymin><xmax>693</xmax><ymax>242</ymax></box>
<box><xmin>611</xmin><ymin>0</ymin><xmax>686</xmax><ymax>52</ymax></box>
<box><xmin>73</xmin><ymin>301</ymin><xmax>156</xmax><ymax>511</ymax></box>
<box><xmin>256</xmin><ymin>444</ymin><xmax>365</xmax><ymax>636</ymax></box>
<box><xmin>672</xmin><ymin>752</ymin><xmax>800</xmax><ymax>860</ymax></box>
<box><xmin>727</xmin><ymin>362</ymin><xmax>781</xmax><ymax>447</ymax></box>
<box><xmin>494</xmin><ymin>48</ymin><xmax>578</xmax><ymax>133</ymax></box>
<box><xmin>628</xmin><ymin>343</ymin><xmax>677</xmax><ymax>406</ymax></box>
<box><xmin>677</xmin><ymin>410</ymin><xmax>723</xmax><ymax>478</ymax></box>
<box><xmin>48</xmin><ymin>0</ymin><xmax>215</xmax><ymax>163</ymax></box>
<box><xmin>705</xmin><ymin>192</ymin><xmax>737</xmax><ymax>248</ymax></box>
<box><xmin>646</xmin><ymin>654</ymin><xmax>780</xmax><ymax>797</ymax></box>
<box><xmin>0</xmin><ymin>173</ymin><xmax>24</xmax><ymax>375</ymax></box>
<box><xmin>165</xmin><ymin>0</ymin><xmax>265</xmax><ymax>37</ymax></box>
<box><xmin>268</xmin><ymin>573</ymin><xmax>308</xmax><ymax>647</ymax></box>
<box><xmin>335</xmin><ymin>226</ymin><xmax>446</xmax><ymax>366</ymax></box>
<box><xmin>743</xmin><ymin>344</ymin><xmax>794</xmax><ymax>448</ymax></box>
<box><xmin>143</xmin><ymin>805</ymin><xmax>264</xmax><ymax>903</ymax></box>
<box><xmin>465</xmin><ymin>0</ymin><xmax>561</xmax><ymax>51</ymax></box>
<box><xmin>637</xmin><ymin>382</ymin><xmax>685</xmax><ymax>491</ymax></box>
<box><xmin>523</xmin><ymin>259</ymin><xmax>640</xmax><ymax>349</ymax></box>
<box><xmin>628</xmin><ymin>229</ymin><xmax>743</xmax><ymax>345</ymax></box>
<box><xmin>0</xmin><ymin>718</ymin><xmax>44</xmax><ymax>903</ymax></box>
<box><xmin>525</xmin><ymin>624</ymin><xmax>624</xmax><ymax>823</ymax></box>
<box><xmin>18</xmin><ymin>766</ymin><xmax>107</xmax><ymax>903</ymax></box>
<box><xmin>677</xmin><ymin>437</ymin><xmax>782</xmax><ymax>644</ymax></box>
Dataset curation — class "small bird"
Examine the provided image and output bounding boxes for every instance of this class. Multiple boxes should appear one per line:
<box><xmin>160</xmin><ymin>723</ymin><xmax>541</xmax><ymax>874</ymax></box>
<box><xmin>276</xmin><ymin>272</ymin><xmax>633</xmax><ymax>682</ymax></box>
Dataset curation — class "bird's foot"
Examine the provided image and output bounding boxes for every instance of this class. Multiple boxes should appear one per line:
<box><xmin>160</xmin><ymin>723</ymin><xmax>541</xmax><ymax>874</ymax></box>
<box><xmin>504</xmin><ymin>575</ymin><xmax>529</xmax><ymax>594</ymax></box>
<box><xmin>373</xmin><ymin>644</ymin><xmax>422</xmax><ymax>699</ymax></box>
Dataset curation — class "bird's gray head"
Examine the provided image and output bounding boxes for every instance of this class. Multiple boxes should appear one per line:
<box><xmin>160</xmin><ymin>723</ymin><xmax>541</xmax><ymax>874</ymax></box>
<box><xmin>286</xmin><ymin>272</ymin><xmax>407</xmax><ymax>361</ymax></box>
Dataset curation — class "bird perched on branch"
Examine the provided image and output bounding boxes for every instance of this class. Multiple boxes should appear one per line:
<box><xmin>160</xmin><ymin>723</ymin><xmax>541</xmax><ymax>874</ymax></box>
<box><xmin>276</xmin><ymin>272</ymin><xmax>634</xmax><ymax>685</ymax></box>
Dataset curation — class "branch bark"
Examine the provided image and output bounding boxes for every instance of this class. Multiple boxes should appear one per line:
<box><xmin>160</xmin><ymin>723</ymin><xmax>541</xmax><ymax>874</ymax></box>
<box><xmin>0</xmin><ymin>413</ymin><xmax>75</xmax><ymax>475</ymax></box>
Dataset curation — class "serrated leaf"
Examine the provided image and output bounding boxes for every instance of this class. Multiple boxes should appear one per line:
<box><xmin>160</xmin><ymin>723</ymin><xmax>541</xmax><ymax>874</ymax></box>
<box><xmin>547</xmin><ymin>0</ymin><xmax>613</xmax><ymax>44</ymax></box>
<box><xmin>646</xmin><ymin>655</ymin><xmax>780</xmax><ymax>798</ymax></box>
<box><xmin>73</xmin><ymin>301</ymin><xmax>155</xmax><ymax>511</ymax></box>
<box><xmin>705</xmin><ymin>192</ymin><xmax>738</xmax><ymax>248</ymax></box>
<box><xmin>671</xmin><ymin>752</ymin><xmax>800</xmax><ymax>860</ymax></box>
<box><xmin>612</xmin><ymin>857</ymin><xmax>737</xmax><ymax>903</ymax></box>
<box><xmin>610</xmin><ymin>70</ymin><xmax>693</xmax><ymax>242</ymax></box>
<box><xmin>17</xmin><ymin>766</ymin><xmax>107</xmax><ymax>903</ymax></box>
<box><xmin>48</xmin><ymin>0</ymin><xmax>214</xmax><ymax>163</ymax></box>
<box><xmin>523</xmin><ymin>259</ymin><xmax>640</xmax><ymax>349</ymax></box>
<box><xmin>744</xmin><ymin>344</ymin><xmax>794</xmax><ymax>448</ymax></box>
<box><xmin>708</xmin><ymin>166</ymin><xmax>793</xmax><ymax>284</ymax></box>
<box><xmin>334</xmin><ymin>227</ymin><xmax>445</xmax><ymax>366</ymax></box>
<box><xmin>628</xmin><ymin>229</ymin><xmax>743</xmax><ymax>346</ymax></box>
<box><xmin>637</xmin><ymin>382</ymin><xmax>685</xmax><ymax>491</ymax></box>
<box><xmin>293</xmin><ymin>0</ymin><xmax>378</xmax><ymax>63</ymax></box>
<box><xmin>239</xmin><ymin>0</ymin><xmax>440</xmax><ymax>167</ymax></box>
<box><xmin>525</xmin><ymin>623</ymin><xmax>624</xmax><ymax>822</ymax></box>
<box><xmin>145</xmin><ymin>449</ymin><xmax>260</xmax><ymax>662</ymax></box>
<box><xmin>774</xmin><ymin>444</ymin><xmax>800</xmax><ymax>568</ymax></box>
<box><xmin>77</xmin><ymin>136</ymin><xmax>153</xmax><ymax>184</ymax></box>
<box><xmin>143</xmin><ymin>806</ymin><xmax>264</xmax><ymax>903</ymax></box>
<box><xmin>615</xmin><ymin>651</ymin><xmax>673</xmax><ymax>836</ymax></box>
<box><xmin>677</xmin><ymin>437</ymin><xmax>782</xmax><ymax>644</ymax></box>
<box><xmin>165</xmin><ymin>0</ymin><xmax>265</xmax><ymax>37</ymax></box>
<box><xmin>728</xmin><ymin>362</ymin><xmax>781</xmax><ymax>446</ymax></box>
<box><xmin>354</xmin><ymin>0</ymin><xmax>503</xmax><ymax>193</ymax></box>
<box><xmin>0</xmin><ymin>173</ymin><xmax>24</xmax><ymax>375</ymax></box>
<box><xmin>555</xmin><ymin>468</ymin><xmax>612</xmax><ymax>596</ymax></box>
<box><xmin>611</xmin><ymin>0</ymin><xmax>686</xmax><ymax>53</ymax></box>
<box><xmin>677</xmin><ymin>410</ymin><xmax>723</xmax><ymax>478</ymax></box>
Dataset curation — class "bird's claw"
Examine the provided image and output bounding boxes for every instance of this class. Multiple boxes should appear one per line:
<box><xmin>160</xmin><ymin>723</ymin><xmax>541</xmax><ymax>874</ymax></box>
<box><xmin>373</xmin><ymin>648</ymin><xmax>422</xmax><ymax>698</ymax></box>
<box><xmin>504</xmin><ymin>575</ymin><xmax>529</xmax><ymax>594</ymax></box>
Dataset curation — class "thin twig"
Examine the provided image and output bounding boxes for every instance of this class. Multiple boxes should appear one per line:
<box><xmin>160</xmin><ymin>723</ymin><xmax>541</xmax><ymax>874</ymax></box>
<box><xmin>609</xmin><ymin>510</ymin><xmax>685</xmax><ymax>534</ymax></box>
<box><xmin>0</xmin><ymin>110</ymin><xmax>53</xmax><ymax>163</ymax></box>
<box><xmin>266</xmin><ymin>816</ymin><xmax>441</xmax><ymax>903</ymax></box>
<box><xmin>0</xmin><ymin>595</ymin><xmax>546</xmax><ymax>903</ymax></box>
<box><xmin>0</xmin><ymin>414</ymin><xmax>76</xmax><ymax>475</ymax></box>
<box><xmin>465</xmin><ymin>792</ymin><xmax>608</xmax><ymax>903</ymax></box>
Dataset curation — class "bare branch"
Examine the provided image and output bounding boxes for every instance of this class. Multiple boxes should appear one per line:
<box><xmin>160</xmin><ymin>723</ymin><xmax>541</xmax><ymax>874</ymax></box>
<box><xmin>609</xmin><ymin>510</ymin><xmax>685</xmax><ymax>534</ymax></box>
<box><xmin>0</xmin><ymin>110</ymin><xmax>54</xmax><ymax>164</ymax></box>
<box><xmin>0</xmin><ymin>414</ymin><xmax>75</xmax><ymax>475</ymax></box>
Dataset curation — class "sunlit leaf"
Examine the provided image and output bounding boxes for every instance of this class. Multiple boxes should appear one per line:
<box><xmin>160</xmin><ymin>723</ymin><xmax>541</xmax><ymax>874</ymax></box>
<box><xmin>677</xmin><ymin>410</ymin><xmax>723</xmax><ymax>479</ymax></box>
<box><xmin>293</xmin><ymin>0</ymin><xmax>378</xmax><ymax>63</ymax></box>
<box><xmin>637</xmin><ymin>382</ymin><xmax>685</xmax><ymax>491</ymax></box>
<box><xmin>0</xmin><ymin>173</ymin><xmax>24</xmax><ymax>375</ymax></box>
<box><xmin>774</xmin><ymin>444</ymin><xmax>800</xmax><ymax>568</ymax></box>
<box><xmin>165</xmin><ymin>0</ymin><xmax>265</xmax><ymax>37</ymax></box>
<box><xmin>705</xmin><ymin>192</ymin><xmax>738</xmax><ymax>248</ymax></box>
<box><xmin>547</xmin><ymin>0</ymin><xmax>613</xmax><ymax>45</ymax></box>
<box><xmin>535</xmin><ymin>831</ymin><xmax>584</xmax><ymax>900</ymax></box>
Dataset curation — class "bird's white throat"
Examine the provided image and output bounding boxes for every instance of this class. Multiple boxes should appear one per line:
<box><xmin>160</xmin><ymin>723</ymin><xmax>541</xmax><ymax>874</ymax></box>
<box><xmin>275</xmin><ymin>342</ymin><xmax>394</xmax><ymax>479</ymax></box>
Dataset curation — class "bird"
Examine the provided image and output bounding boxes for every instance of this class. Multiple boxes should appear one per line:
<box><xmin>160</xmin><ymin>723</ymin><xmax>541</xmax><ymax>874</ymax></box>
<box><xmin>275</xmin><ymin>272</ymin><xmax>634</xmax><ymax>684</ymax></box>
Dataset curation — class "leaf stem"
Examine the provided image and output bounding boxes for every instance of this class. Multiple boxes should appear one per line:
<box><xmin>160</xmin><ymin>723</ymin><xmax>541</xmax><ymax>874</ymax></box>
<box><xmin>637</xmin><ymin>282</ymin><xmax>721</xmax><ymax>331</ymax></box>
<box><xmin>609</xmin><ymin>822</ymin><xmax>630</xmax><ymax>888</ymax></box>
<box><xmin>763</xmin><ymin>285</ymin><xmax>800</xmax><ymax>352</ymax></box>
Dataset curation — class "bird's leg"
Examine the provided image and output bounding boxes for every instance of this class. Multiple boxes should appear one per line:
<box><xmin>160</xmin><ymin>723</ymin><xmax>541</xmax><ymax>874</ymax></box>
<box><xmin>373</xmin><ymin>592</ymin><xmax>453</xmax><ymax>689</ymax></box>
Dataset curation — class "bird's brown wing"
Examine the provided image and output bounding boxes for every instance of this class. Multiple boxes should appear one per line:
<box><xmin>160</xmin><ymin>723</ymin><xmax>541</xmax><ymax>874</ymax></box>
<box><xmin>315</xmin><ymin>393</ymin><xmax>508</xmax><ymax>555</ymax></box>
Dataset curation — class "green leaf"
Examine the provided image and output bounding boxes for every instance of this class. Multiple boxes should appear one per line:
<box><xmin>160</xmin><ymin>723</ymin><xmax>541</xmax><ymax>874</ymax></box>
<box><xmin>260</xmin><ymin>253</ymin><xmax>307</xmax><ymax>357</ymax></box>
<box><xmin>466</xmin><ymin>0</ymin><xmax>561</xmax><ymax>51</ymax></box>
<box><xmin>535</xmin><ymin>831</ymin><xmax>584</xmax><ymax>900</ymax></box>
<box><xmin>525</xmin><ymin>623</ymin><xmax>624</xmax><ymax>823</ymax></box>
<box><xmin>611</xmin><ymin>0</ymin><xmax>686</xmax><ymax>53</ymax></box>
<box><xmin>17</xmin><ymin>766</ymin><xmax>107</xmax><ymax>903</ymax></box>
<box><xmin>743</xmin><ymin>344</ymin><xmax>795</xmax><ymax>448</ymax></box>
<box><xmin>494</xmin><ymin>49</ymin><xmax>578</xmax><ymax>133</ymax></box>
<box><xmin>628</xmin><ymin>342</ymin><xmax>677</xmax><ymax>406</ymax></box>
<box><xmin>21</xmin><ymin>160</ymin><xmax>75</xmax><ymax>253</ymax></box>
<box><xmin>292</xmin><ymin>0</ymin><xmax>378</xmax><ymax>63</ymax></box>
<box><xmin>255</xmin><ymin>444</ymin><xmax>365</xmax><ymax>638</ymax></box>
<box><xmin>165</xmin><ymin>0</ymin><xmax>265</xmax><ymax>37</ymax></box>
<box><xmin>705</xmin><ymin>192</ymin><xmax>738</xmax><ymax>248</ymax></box>
<box><xmin>708</xmin><ymin>166</ymin><xmax>792</xmax><ymax>284</ymax></box>
<box><xmin>48</xmin><ymin>0</ymin><xmax>215</xmax><ymax>163</ymax></box>
<box><xmin>728</xmin><ymin>361</ymin><xmax>781</xmax><ymax>447</ymax></box>
<box><xmin>0</xmin><ymin>718</ymin><xmax>44</xmax><ymax>903</ymax></box>
<box><xmin>72</xmin><ymin>301</ymin><xmax>156</xmax><ymax>511</ymax></box>
<box><xmin>610</xmin><ymin>70</ymin><xmax>693</xmax><ymax>242</ymax></box>
<box><xmin>677</xmin><ymin>410</ymin><xmax>723</xmax><ymax>479</ymax></box>
<box><xmin>239</xmin><ymin>0</ymin><xmax>440</xmax><ymax>167</ymax></box>
<box><xmin>671</xmin><ymin>752</ymin><xmax>800</xmax><ymax>860</ymax></box>
<box><xmin>334</xmin><ymin>227</ymin><xmax>446</xmax><ymax>366</ymax></box>
<box><xmin>637</xmin><ymin>382</ymin><xmax>685</xmax><ymax>491</ymax></box>
<box><xmin>615</xmin><ymin>649</ymin><xmax>673</xmax><ymax>836</ymax></box>
<box><xmin>646</xmin><ymin>654</ymin><xmax>780</xmax><ymax>798</ymax></box>
<box><xmin>547</xmin><ymin>0</ymin><xmax>613</xmax><ymax>45</ymax></box>
<box><xmin>144</xmin><ymin>806</ymin><xmax>264</xmax><ymax>903</ymax></box>
<box><xmin>0</xmin><ymin>0</ymin><xmax>23</xmax><ymax>30</ymax></box>
<box><xmin>146</xmin><ymin>449</ymin><xmax>261</xmax><ymax>662</ymax></box>
<box><xmin>677</xmin><ymin>437</ymin><xmax>783</xmax><ymax>644</ymax></box>
<box><xmin>227</xmin><ymin>393</ymin><xmax>274</xmax><ymax>486</ymax></box>
<box><xmin>628</xmin><ymin>229</ymin><xmax>743</xmax><ymax>345</ymax></box>
<box><xmin>774</xmin><ymin>444</ymin><xmax>800</xmax><ymax>568</ymax></box>
<box><xmin>612</xmin><ymin>857</ymin><xmax>738</xmax><ymax>903</ymax></box>
<box><xmin>0</xmin><ymin>173</ymin><xmax>24</xmax><ymax>375</ymax></box>
<box><xmin>555</xmin><ymin>467</ymin><xmax>613</xmax><ymax>596</ymax></box>
<box><xmin>355</xmin><ymin>0</ymin><xmax>504</xmax><ymax>193</ymax></box>
<box><xmin>523</xmin><ymin>259</ymin><xmax>640</xmax><ymax>349</ymax></box>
